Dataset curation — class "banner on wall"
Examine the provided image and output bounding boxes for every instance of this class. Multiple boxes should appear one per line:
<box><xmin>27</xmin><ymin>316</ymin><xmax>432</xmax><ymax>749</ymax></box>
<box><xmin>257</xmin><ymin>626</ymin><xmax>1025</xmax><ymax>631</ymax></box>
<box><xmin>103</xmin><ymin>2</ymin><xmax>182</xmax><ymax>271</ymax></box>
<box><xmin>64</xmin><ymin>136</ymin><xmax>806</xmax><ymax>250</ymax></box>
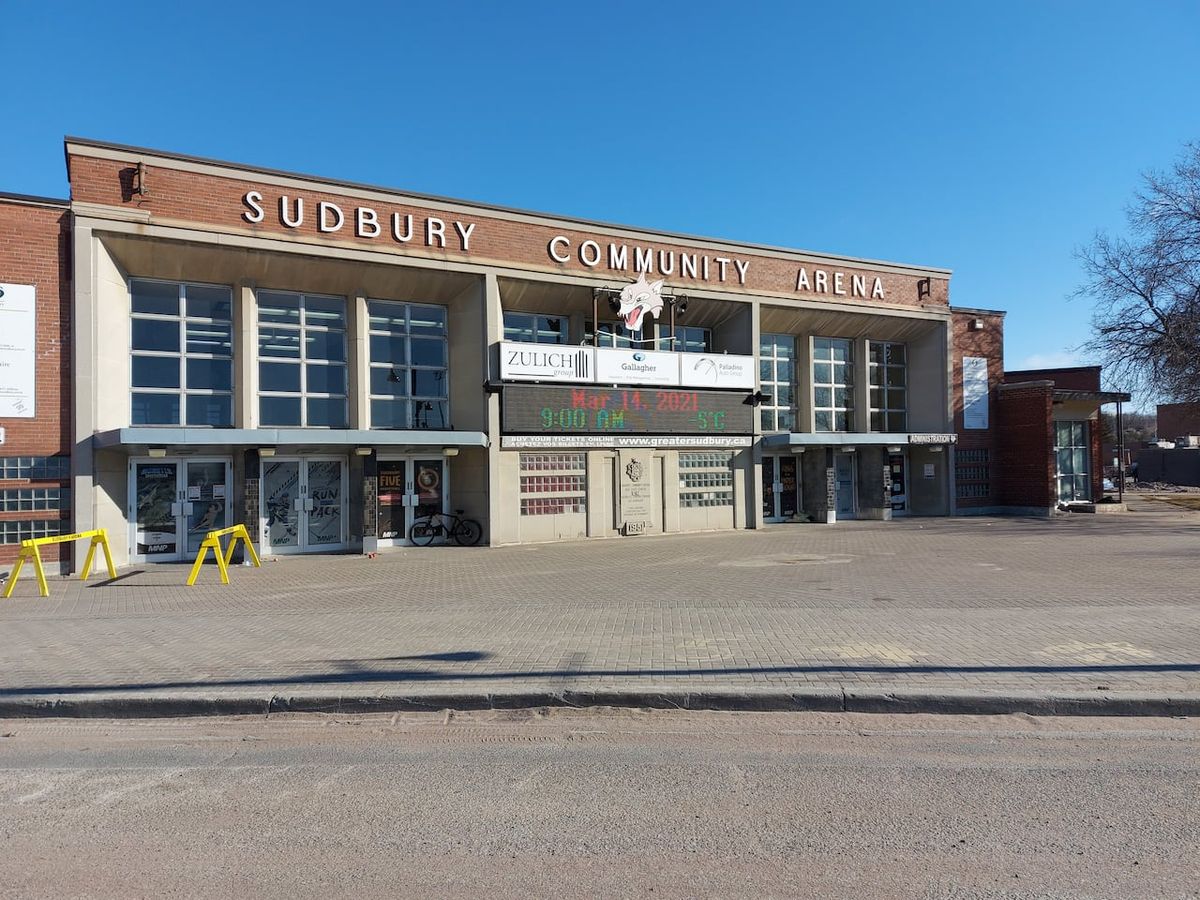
<box><xmin>962</xmin><ymin>357</ymin><xmax>989</xmax><ymax>430</ymax></box>
<box><xmin>0</xmin><ymin>284</ymin><xmax>36</xmax><ymax>418</ymax></box>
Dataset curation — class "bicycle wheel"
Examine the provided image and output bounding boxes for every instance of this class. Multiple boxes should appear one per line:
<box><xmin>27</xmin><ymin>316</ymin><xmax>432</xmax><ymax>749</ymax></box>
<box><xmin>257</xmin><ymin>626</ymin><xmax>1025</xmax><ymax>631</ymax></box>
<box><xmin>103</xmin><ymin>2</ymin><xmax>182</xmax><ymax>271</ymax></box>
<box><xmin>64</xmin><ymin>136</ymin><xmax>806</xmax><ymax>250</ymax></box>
<box><xmin>409</xmin><ymin>518</ymin><xmax>439</xmax><ymax>546</ymax></box>
<box><xmin>452</xmin><ymin>518</ymin><xmax>483</xmax><ymax>546</ymax></box>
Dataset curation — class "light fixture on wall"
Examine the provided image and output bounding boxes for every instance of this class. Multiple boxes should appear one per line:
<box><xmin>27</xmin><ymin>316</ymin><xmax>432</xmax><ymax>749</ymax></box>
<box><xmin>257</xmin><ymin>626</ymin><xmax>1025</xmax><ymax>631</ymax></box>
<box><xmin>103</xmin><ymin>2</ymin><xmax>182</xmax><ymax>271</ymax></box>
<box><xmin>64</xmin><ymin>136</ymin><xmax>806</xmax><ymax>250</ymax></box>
<box><xmin>746</xmin><ymin>390</ymin><xmax>770</xmax><ymax>407</ymax></box>
<box><xmin>147</xmin><ymin>447</ymin><xmax>167</xmax><ymax>458</ymax></box>
<box><xmin>442</xmin><ymin>447</ymin><xmax>460</xmax><ymax>457</ymax></box>
<box><xmin>917</xmin><ymin>278</ymin><xmax>931</xmax><ymax>301</ymax></box>
<box><xmin>259</xmin><ymin>447</ymin><xmax>276</xmax><ymax>458</ymax></box>
<box><xmin>354</xmin><ymin>447</ymin><xmax>372</xmax><ymax>456</ymax></box>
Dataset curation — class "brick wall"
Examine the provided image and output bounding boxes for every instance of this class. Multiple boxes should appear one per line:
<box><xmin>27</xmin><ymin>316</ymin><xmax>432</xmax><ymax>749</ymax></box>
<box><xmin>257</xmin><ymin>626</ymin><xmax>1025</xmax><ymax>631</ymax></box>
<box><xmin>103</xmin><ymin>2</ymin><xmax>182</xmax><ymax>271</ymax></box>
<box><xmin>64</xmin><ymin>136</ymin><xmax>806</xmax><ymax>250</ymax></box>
<box><xmin>1158</xmin><ymin>402</ymin><xmax>1200</xmax><ymax>440</ymax></box>
<box><xmin>996</xmin><ymin>383</ymin><xmax>1055</xmax><ymax>510</ymax></box>
<box><xmin>67</xmin><ymin>150</ymin><xmax>950</xmax><ymax>309</ymax></box>
<box><xmin>0</xmin><ymin>197</ymin><xmax>73</xmax><ymax>567</ymax></box>
<box><xmin>951</xmin><ymin>309</ymin><xmax>1004</xmax><ymax>508</ymax></box>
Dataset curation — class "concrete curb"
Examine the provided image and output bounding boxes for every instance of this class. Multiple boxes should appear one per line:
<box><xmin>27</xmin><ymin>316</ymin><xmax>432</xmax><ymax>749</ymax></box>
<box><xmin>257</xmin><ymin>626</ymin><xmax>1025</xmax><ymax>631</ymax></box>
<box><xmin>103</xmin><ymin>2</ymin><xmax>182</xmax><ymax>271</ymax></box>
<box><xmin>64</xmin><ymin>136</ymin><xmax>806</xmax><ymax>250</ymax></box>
<box><xmin>1</xmin><ymin>686</ymin><xmax>1198</xmax><ymax>718</ymax></box>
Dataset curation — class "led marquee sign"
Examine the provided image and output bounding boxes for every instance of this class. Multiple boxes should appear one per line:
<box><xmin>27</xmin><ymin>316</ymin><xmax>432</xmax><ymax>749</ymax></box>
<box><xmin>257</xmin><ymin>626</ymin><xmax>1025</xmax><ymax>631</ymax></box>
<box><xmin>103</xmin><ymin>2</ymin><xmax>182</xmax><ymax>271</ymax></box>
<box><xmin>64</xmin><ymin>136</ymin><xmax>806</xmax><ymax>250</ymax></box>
<box><xmin>503</xmin><ymin>385</ymin><xmax>753</xmax><ymax>436</ymax></box>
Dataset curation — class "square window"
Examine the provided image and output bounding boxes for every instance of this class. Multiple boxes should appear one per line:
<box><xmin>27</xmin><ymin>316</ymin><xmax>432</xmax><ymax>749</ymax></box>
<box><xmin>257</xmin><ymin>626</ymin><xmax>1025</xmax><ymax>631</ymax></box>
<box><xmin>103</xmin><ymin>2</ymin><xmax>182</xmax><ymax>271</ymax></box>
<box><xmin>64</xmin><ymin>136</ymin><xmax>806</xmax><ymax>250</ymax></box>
<box><xmin>411</xmin><ymin>369</ymin><xmax>447</xmax><ymax>398</ymax></box>
<box><xmin>259</xmin><ymin>327</ymin><xmax>301</xmax><ymax>358</ymax></box>
<box><xmin>370</xmin><ymin>333</ymin><xmax>407</xmax><ymax>365</ymax></box>
<box><xmin>410</xmin><ymin>338</ymin><xmax>446</xmax><ymax>368</ymax></box>
<box><xmin>187</xmin><ymin>357</ymin><xmax>232</xmax><ymax>391</ymax></box>
<box><xmin>260</xmin><ymin>361</ymin><xmax>301</xmax><ymax>393</ymax></box>
<box><xmin>305</xmin><ymin>330</ymin><xmax>345</xmax><ymax>362</ymax></box>
<box><xmin>185</xmin><ymin>286</ymin><xmax>233</xmax><ymax>320</ymax></box>
<box><xmin>306</xmin><ymin>363</ymin><xmax>346</xmax><ymax>395</ymax></box>
<box><xmin>370</xmin><ymin>366</ymin><xmax>408</xmax><ymax>396</ymax></box>
<box><xmin>260</xmin><ymin>396</ymin><xmax>302</xmax><ymax>426</ymax></box>
<box><xmin>306</xmin><ymin>397</ymin><xmax>347</xmax><ymax>427</ymax></box>
<box><xmin>815</xmin><ymin>411</ymin><xmax>832</xmax><ymax>432</ymax></box>
<box><xmin>132</xmin><ymin>319</ymin><xmax>180</xmax><ymax>353</ymax></box>
<box><xmin>131</xmin><ymin>280</ymin><xmax>179</xmax><ymax>315</ymax></box>
<box><xmin>258</xmin><ymin>292</ymin><xmax>301</xmax><ymax>323</ymax></box>
<box><xmin>186</xmin><ymin>394</ymin><xmax>232</xmax><ymax>427</ymax></box>
<box><xmin>371</xmin><ymin>398</ymin><xmax>410</xmax><ymax>429</ymax></box>
<box><xmin>131</xmin><ymin>393</ymin><xmax>180</xmax><ymax>425</ymax></box>
<box><xmin>813</xmin><ymin>363</ymin><xmax>832</xmax><ymax>385</ymax></box>
<box><xmin>132</xmin><ymin>355</ymin><xmax>180</xmax><ymax>389</ymax></box>
<box><xmin>187</xmin><ymin>322</ymin><xmax>233</xmax><ymax>356</ymax></box>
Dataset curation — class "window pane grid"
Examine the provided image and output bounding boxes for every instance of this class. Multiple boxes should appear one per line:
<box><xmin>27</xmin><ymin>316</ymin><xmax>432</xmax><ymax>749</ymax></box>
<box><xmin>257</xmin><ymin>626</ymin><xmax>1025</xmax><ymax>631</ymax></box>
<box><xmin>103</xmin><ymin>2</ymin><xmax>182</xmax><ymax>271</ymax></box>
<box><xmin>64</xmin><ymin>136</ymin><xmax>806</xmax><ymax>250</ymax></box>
<box><xmin>758</xmin><ymin>334</ymin><xmax>795</xmax><ymax>433</ymax></box>
<box><xmin>258</xmin><ymin>291</ymin><xmax>347</xmax><ymax>427</ymax></box>
<box><xmin>131</xmin><ymin>279</ymin><xmax>233</xmax><ymax>427</ymax></box>
<box><xmin>0</xmin><ymin>487</ymin><xmax>70</xmax><ymax>512</ymax></box>
<box><xmin>868</xmin><ymin>341</ymin><xmax>907</xmax><ymax>433</ymax></box>
<box><xmin>0</xmin><ymin>519</ymin><xmax>65</xmax><ymax>543</ymax></box>
<box><xmin>368</xmin><ymin>300</ymin><xmax>449</xmax><ymax>430</ymax></box>
<box><xmin>0</xmin><ymin>456</ymin><xmax>71</xmax><ymax>481</ymax></box>
<box><xmin>812</xmin><ymin>338</ymin><xmax>853</xmax><ymax>432</ymax></box>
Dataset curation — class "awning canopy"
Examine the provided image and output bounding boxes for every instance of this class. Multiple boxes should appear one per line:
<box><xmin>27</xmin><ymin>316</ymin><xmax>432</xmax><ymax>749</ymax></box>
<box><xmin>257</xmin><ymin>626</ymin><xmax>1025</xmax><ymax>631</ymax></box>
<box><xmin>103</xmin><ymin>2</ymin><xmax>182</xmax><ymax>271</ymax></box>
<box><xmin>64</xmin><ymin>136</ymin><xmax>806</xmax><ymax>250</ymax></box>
<box><xmin>761</xmin><ymin>431</ymin><xmax>957</xmax><ymax>448</ymax></box>
<box><xmin>93</xmin><ymin>428</ymin><xmax>488</xmax><ymax>453</ymax></box>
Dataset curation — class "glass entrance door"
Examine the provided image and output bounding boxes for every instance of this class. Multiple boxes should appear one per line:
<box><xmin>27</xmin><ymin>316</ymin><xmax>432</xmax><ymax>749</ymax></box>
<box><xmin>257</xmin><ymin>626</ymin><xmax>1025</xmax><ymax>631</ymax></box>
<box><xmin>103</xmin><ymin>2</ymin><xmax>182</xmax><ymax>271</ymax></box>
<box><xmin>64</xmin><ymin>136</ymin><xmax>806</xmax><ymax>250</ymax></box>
<box><xmin>834</xmin><ymin>452</ymin><xmax>857</xmax><ymax>520</ymax></box>
<box><xmin>377</xmin><ymin>457</ymin><xmax>448</xmax><ymax>545</ymax></box>
<box><xmin>132</xmin><ymin>458</ymin><xmax>231</xmax><ymax>562</ymax></box>
<box><xmin>763</xmin><ymin>455</ymin><xmax>800</xmax><ymax>522</ymax></box>
<box><xmin>888</xmin><ymin>452</ymin><xmax>908</xmax><ymax>516</ymax></box>
<box><xmin>260</xmin><ymin>458</ymin><xmax>348</xmax><ymax>554</ymax></box>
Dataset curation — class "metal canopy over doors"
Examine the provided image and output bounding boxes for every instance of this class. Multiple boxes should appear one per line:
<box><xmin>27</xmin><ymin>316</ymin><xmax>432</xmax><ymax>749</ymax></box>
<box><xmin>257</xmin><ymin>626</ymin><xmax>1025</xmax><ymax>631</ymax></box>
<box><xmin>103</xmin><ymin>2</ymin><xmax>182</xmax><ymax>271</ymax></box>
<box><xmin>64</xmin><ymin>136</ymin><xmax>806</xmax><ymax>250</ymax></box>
<box><xmin>762</xmin><ymin>454</ymin><xmax>800</xmax><ymax>522</ymax></box>
<box><xmin>130</xmin><ymin>457</ymin><xmax>231</xmax><ymax>563</ymax></box>
<box><xmin>377</xmin><ymin>456</ymin><xmax>448</xmax><ymax>545</ymax></box>
<box><xmin>260</xmin><ymin>457</ymin><xmax>348</xmax><ymax>553</ymax></box>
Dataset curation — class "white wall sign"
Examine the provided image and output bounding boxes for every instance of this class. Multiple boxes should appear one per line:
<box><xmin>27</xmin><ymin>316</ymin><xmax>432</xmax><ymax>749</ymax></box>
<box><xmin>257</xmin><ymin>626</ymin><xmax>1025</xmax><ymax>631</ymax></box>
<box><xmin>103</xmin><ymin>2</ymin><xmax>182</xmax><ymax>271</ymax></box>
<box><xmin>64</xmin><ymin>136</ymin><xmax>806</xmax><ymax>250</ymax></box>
<box><xmin>500</xmin><ymin>342</ymin><xmax>594</xmax><ymax>383</ymax></box>
<box><xmin>679</xmin><ymin>353</ymin><xmax>756</xmax><ymax>389</ymax></box>
<box><xmin>962</xmin><ymin>357</ymin><xmax>989</xmax><ymax>429</ymax></box>
<box><xmin>0</xmin><ymin>283</ymin><xmax>36</xmax><ymax>418</ymax></box>
<box><xmin>594</xmin><ymin>347</ymin><xmax>679</xmax><ymax>386</ymax></box>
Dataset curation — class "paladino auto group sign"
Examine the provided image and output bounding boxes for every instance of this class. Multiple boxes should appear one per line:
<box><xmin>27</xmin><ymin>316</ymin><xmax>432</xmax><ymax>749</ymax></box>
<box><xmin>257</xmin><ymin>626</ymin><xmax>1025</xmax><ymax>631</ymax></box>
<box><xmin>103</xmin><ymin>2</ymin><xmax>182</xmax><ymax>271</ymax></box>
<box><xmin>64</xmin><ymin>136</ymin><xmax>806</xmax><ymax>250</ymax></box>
<box><xmin>499</xmin><ymin>341</ymin><xmax>755</xmax><ymax>389</ymax></box>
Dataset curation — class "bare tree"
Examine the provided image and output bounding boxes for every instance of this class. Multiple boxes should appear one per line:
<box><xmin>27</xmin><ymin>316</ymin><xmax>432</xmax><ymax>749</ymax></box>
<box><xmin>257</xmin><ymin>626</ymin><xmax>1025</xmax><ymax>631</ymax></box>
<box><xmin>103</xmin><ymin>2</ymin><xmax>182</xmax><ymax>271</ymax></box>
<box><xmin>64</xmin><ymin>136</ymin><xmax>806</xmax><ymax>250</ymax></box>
<box><xmin>1076</xmin><ymin>144</ymin><xmax>1200</xmax><ymax>402</ymax></box>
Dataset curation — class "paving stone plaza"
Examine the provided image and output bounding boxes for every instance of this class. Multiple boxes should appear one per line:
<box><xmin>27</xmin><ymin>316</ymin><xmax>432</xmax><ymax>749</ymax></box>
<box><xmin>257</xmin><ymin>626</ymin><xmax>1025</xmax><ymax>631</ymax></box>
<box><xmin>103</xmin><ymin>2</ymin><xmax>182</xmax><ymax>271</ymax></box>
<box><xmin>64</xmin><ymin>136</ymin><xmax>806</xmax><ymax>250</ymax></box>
<box><xmin>2</xmin><ymin>499</ymin><xmax>1198</xmax><ymax>712</ymax></box>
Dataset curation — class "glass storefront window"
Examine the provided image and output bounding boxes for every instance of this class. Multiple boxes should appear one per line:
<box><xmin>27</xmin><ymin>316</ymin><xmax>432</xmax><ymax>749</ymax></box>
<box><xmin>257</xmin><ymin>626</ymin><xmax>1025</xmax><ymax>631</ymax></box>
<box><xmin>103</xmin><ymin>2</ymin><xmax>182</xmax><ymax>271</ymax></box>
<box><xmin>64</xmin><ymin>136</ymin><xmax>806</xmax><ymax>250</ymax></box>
<box><xmin>759</xmin><ymin>334</ymin><xmax>795</xmax><ymax>432</ymax></box>
<box><xmin>368</xmin><ymin>300</ymin><xmax>449</xmax><ymax>430</ymax></box>
<box><xmin>130</xmin><ymin>279</ymin><xmax>233</xmax><ymax>426</ymax></box>
<box><xmin>504</xmin><ymin>313</ymin><xmax>568</xmax><ymax>344</ymax></box>
<box><xmin>812</xmin><ymin>337</ymin><xmax>854</xmax><ymax>432</ymax></box>
<box><xmin>868</xmin><ymin>341</ymin><xmax>907</xmax><ymax>432</ymax></box>
<box><xmin>257</xmin><ymin>291</ymin><xmax>347</xmax><ymax>428</ymax></box>
<box><xmin>659</xmin><ymin>326</ymin><xmax>711</xmax><ymax>353</ymax></box>
<box><xmin>1055</xmin><ymin>420</ymin><xmax>1091</xmax><ymax>502</ymax></box>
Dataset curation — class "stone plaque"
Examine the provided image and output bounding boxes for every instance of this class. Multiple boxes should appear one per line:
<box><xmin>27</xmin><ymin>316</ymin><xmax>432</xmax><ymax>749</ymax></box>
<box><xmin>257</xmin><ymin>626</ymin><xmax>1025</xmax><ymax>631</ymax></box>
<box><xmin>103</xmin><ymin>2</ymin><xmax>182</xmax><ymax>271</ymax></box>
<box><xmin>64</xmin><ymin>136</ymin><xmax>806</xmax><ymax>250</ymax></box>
<box><xmin>618</xmin><ymin>450</ymin><xmax>655</xmax><ymax>534</ymax></box>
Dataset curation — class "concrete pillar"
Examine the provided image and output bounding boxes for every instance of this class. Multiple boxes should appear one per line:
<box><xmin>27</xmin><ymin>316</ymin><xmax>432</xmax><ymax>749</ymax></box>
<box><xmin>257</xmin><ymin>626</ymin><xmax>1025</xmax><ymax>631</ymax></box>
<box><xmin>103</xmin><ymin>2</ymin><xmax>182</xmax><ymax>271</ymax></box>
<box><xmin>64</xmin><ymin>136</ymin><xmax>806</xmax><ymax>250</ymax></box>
<box><xmin>70</xmin><ymin>225</ymin><xmax>95</xmax><ymax>574</ymax></box>
<box><xmin>853</xmin><ymin>337</ymin><xmax>870</xmax><ymax>433</ymax></box>
<box><xmin>348</xmin><ymin>292</ymin><xmax>368</xmax><ymax>430</ymax></box>
<box><xmin>796</xmin><ymin>335</ymin><xmax>813</xmax><ymax>432</ymax></box>
<box><xmin>484</xmin><ymin>272</ymin><xmax>504</xmax><ymax>545</ymax></box>
<box><xmin>236</xmin><ymin>282</ymin><xmax>257</xmax><ymax>428</ymax></box>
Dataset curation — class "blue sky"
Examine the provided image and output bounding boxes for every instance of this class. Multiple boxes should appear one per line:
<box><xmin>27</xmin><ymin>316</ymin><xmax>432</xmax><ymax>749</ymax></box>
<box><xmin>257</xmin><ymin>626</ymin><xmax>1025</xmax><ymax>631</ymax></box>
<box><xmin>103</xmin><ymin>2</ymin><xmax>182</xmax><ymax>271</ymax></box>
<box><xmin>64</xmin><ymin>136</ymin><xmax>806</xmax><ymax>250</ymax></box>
<box><xmin>4</xmin><ymin>1</ymin><xmax>1198</xmax><ymax>381</ymax></box>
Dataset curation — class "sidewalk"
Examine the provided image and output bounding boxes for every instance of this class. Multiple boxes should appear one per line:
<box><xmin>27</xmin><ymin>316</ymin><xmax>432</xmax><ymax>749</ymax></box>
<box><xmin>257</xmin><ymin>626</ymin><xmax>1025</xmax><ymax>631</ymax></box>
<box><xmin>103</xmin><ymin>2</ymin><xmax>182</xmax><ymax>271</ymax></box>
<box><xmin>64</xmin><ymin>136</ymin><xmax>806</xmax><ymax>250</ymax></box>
<box><xmin>2</xmin><ymin>498</ymin><xmax>1199</xmax><ymax>717</ymax></box>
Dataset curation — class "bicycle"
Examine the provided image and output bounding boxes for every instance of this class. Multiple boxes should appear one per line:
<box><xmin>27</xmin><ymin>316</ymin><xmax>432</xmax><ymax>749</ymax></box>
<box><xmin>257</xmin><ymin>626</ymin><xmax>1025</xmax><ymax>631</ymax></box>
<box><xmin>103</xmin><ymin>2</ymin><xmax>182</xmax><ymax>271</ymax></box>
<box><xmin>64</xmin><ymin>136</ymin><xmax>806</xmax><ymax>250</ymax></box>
<box><xmin>409</xmin><ymin>509</ymin><xmax>483</xmax><ymax>547</ymax></box>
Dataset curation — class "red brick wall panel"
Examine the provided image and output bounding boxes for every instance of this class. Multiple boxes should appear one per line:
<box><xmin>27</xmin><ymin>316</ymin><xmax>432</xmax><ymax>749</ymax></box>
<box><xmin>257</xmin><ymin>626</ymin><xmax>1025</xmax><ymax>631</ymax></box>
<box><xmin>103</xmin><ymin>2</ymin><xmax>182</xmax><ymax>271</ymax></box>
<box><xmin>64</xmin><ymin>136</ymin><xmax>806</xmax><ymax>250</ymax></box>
<box><xmin>951</xmin><ymin>310</ymin><xmax>1004</xmax><ymax>507</ymax></box>
<box><xmin>0</xmin><ymin>199</ymin><xmax>72</xmax><ymax>566</ymax></box>
<box><xmin>1158</xmin><ymin>402</ymin><xmax>1200</xmax><ymax>440</ymax></box>
<box><xmin>1004</xmin><ymin>366</ymin><xmax>1101</xmax><ymax>392</ymax></box>
<box><xmin>68</xmin><ymin>153</ymin><xmax>950</xmax><ymax>310</ymax></box>
<box><xmin>996</xmin><ymin>385</ymin><xmax>1055</xmax><ymax>509</ymax></box>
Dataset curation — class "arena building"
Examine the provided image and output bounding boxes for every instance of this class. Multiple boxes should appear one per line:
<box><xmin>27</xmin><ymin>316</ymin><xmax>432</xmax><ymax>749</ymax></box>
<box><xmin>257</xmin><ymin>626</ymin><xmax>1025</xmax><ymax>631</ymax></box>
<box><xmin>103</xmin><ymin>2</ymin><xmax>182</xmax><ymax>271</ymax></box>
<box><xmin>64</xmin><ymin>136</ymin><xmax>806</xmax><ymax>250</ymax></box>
<box><xmin>0</xmin><ymin>138</ymin><xmax>1128</xmax><ymax>573</ymax></box>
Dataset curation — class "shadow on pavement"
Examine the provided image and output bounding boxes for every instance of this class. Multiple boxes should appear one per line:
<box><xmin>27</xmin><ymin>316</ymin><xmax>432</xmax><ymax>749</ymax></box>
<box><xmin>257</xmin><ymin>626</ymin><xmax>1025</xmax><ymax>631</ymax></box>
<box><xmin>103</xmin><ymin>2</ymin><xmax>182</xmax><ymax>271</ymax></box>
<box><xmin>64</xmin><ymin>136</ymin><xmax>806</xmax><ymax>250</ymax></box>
<box><xmin>3</xmin><ymin>659</ymin><xmax>1199</xmax><ymax>697</ymax></box>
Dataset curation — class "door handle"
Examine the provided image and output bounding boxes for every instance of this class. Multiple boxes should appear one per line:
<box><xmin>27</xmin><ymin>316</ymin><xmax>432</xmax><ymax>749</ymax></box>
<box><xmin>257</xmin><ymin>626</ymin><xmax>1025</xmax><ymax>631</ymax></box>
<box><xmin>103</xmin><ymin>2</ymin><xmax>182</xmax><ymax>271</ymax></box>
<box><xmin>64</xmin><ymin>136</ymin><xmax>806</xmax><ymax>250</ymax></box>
<box><xmin>304</xmin><ymin>498</ymin><xmax>315</xmax><ymax>512</ymax></box>
<box><xmin>293</xmin><ymin>498</ymin><xmax>305</xmax><ymax>512</ymax></box>
<box><xmin>183</xmin><ymin>502</ymin><xmax>195</xmax><ymax>515</ymax></box>
<box><xmin>170</xmin><ymin>502</ymin><xmax>182</xmax><ymax>517</ymax></box>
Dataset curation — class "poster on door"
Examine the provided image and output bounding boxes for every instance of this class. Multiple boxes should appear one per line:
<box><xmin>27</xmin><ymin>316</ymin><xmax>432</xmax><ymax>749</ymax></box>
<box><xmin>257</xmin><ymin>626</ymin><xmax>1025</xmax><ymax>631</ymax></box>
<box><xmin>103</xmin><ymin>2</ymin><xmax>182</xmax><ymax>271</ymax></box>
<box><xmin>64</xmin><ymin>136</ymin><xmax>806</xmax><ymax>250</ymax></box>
<box><xmin>136</xmin><ymin>464</ymin><xmax>177</xmax><ymax>555</ymax></box>
<box><xmin>306</xmin><ymin>461</ymin><xmax>343</xmax><ymax>546</ymax></box>
<box><xmin>263</xmin><ymin>461</ymin><xmax>300</xmax><ymax>547</ymax></box>
<box><xmin>378</xmin><ymin>461</ymin><xmax>406</xmax><ymax>540</ymax></box>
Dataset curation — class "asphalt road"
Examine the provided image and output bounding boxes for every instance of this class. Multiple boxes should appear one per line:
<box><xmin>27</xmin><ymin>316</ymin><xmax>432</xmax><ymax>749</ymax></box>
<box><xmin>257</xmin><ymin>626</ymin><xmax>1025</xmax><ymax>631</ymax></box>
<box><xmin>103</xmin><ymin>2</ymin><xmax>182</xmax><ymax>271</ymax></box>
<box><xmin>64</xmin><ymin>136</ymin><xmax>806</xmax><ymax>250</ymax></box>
<box><xmin>1</xmin><ymin>710</ymin><xmax>1198</xmax><ymax>899</ymax></box>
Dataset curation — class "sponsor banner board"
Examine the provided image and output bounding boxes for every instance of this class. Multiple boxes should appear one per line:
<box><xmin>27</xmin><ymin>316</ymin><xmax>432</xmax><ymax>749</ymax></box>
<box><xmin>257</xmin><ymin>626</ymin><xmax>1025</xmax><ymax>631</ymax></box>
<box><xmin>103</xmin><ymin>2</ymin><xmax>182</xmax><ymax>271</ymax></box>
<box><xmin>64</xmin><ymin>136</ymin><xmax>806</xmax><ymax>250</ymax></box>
<box><xmin>962</xmin><ymin>357</ymin><xmax>989</xmax><ymax>429</ymax></box>
<box><xmin>502</xmin><ymin>435</ymin><xmax>754</xmax><ymax>449</ymax></box>
<box><xmin>594</xmin><ymin>347</ymin><xmax>679</xmax><ymax>386</ymax></box>
<box><xmin>503</xmin><ymin>385</ymin><xmax>753</xmax><ymax>436</ymax></box>
<box><xmin>499</xmin><ymin>341</ymin><xmax>594</xmax><ymax>383</ymax></box>
<box><xmin>0</xmin><ymin>284</ymin><xmax>36</xmax><ymax>418</ymax></box>
<box><xmin>678</xmin><ymin>353</ymin><xmax>756</xmax><ymax>389</ymax></box>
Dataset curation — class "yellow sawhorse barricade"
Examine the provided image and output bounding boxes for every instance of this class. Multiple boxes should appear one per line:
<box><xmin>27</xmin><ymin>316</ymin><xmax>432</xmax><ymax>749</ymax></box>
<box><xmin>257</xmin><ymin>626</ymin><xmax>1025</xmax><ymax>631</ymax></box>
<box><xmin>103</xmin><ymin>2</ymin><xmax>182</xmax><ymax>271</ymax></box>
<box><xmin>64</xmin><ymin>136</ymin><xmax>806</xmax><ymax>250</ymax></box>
<box><xmin>3</xmin><ymin>528</ymin><xmax>117</xmax><ymax>599</ymax></box>
<box><xmin>186</xmin><ymin>523</ymin><xmax>262</xmax><ymax>586</ymax></box>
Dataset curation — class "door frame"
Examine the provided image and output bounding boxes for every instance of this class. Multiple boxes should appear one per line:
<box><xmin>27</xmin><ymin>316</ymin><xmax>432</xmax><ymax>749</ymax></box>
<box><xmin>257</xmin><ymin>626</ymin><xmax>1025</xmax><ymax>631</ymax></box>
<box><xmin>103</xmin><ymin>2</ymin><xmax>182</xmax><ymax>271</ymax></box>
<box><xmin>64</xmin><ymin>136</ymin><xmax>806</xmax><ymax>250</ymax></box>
<box><xmin>834</xmin><ymin>451</ymin><xmax>857</xmax><ymax>521</ymax></box>
<box><xmin>762</xmin><ymin>453</ymin><xmax>801</xmax><ymax>523</ymax></box>
<box><xmin>376</xmin><ymin>454</ymin><xmax>451</xmax><ymax>547</ymax></box>
<box><xmin>888</xmin><ymin>451</ymin><xmax>909</xmax><ymax>517</ymax></box>
<box><xmin>128</xmin><ymin>455</ymin><xmax>232</xmax><ymax>564</ymax></box>
<box><xmin>259</xmin><ymin>455</ymin><xmax>349</xmax><ymax>555</ymax></box>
